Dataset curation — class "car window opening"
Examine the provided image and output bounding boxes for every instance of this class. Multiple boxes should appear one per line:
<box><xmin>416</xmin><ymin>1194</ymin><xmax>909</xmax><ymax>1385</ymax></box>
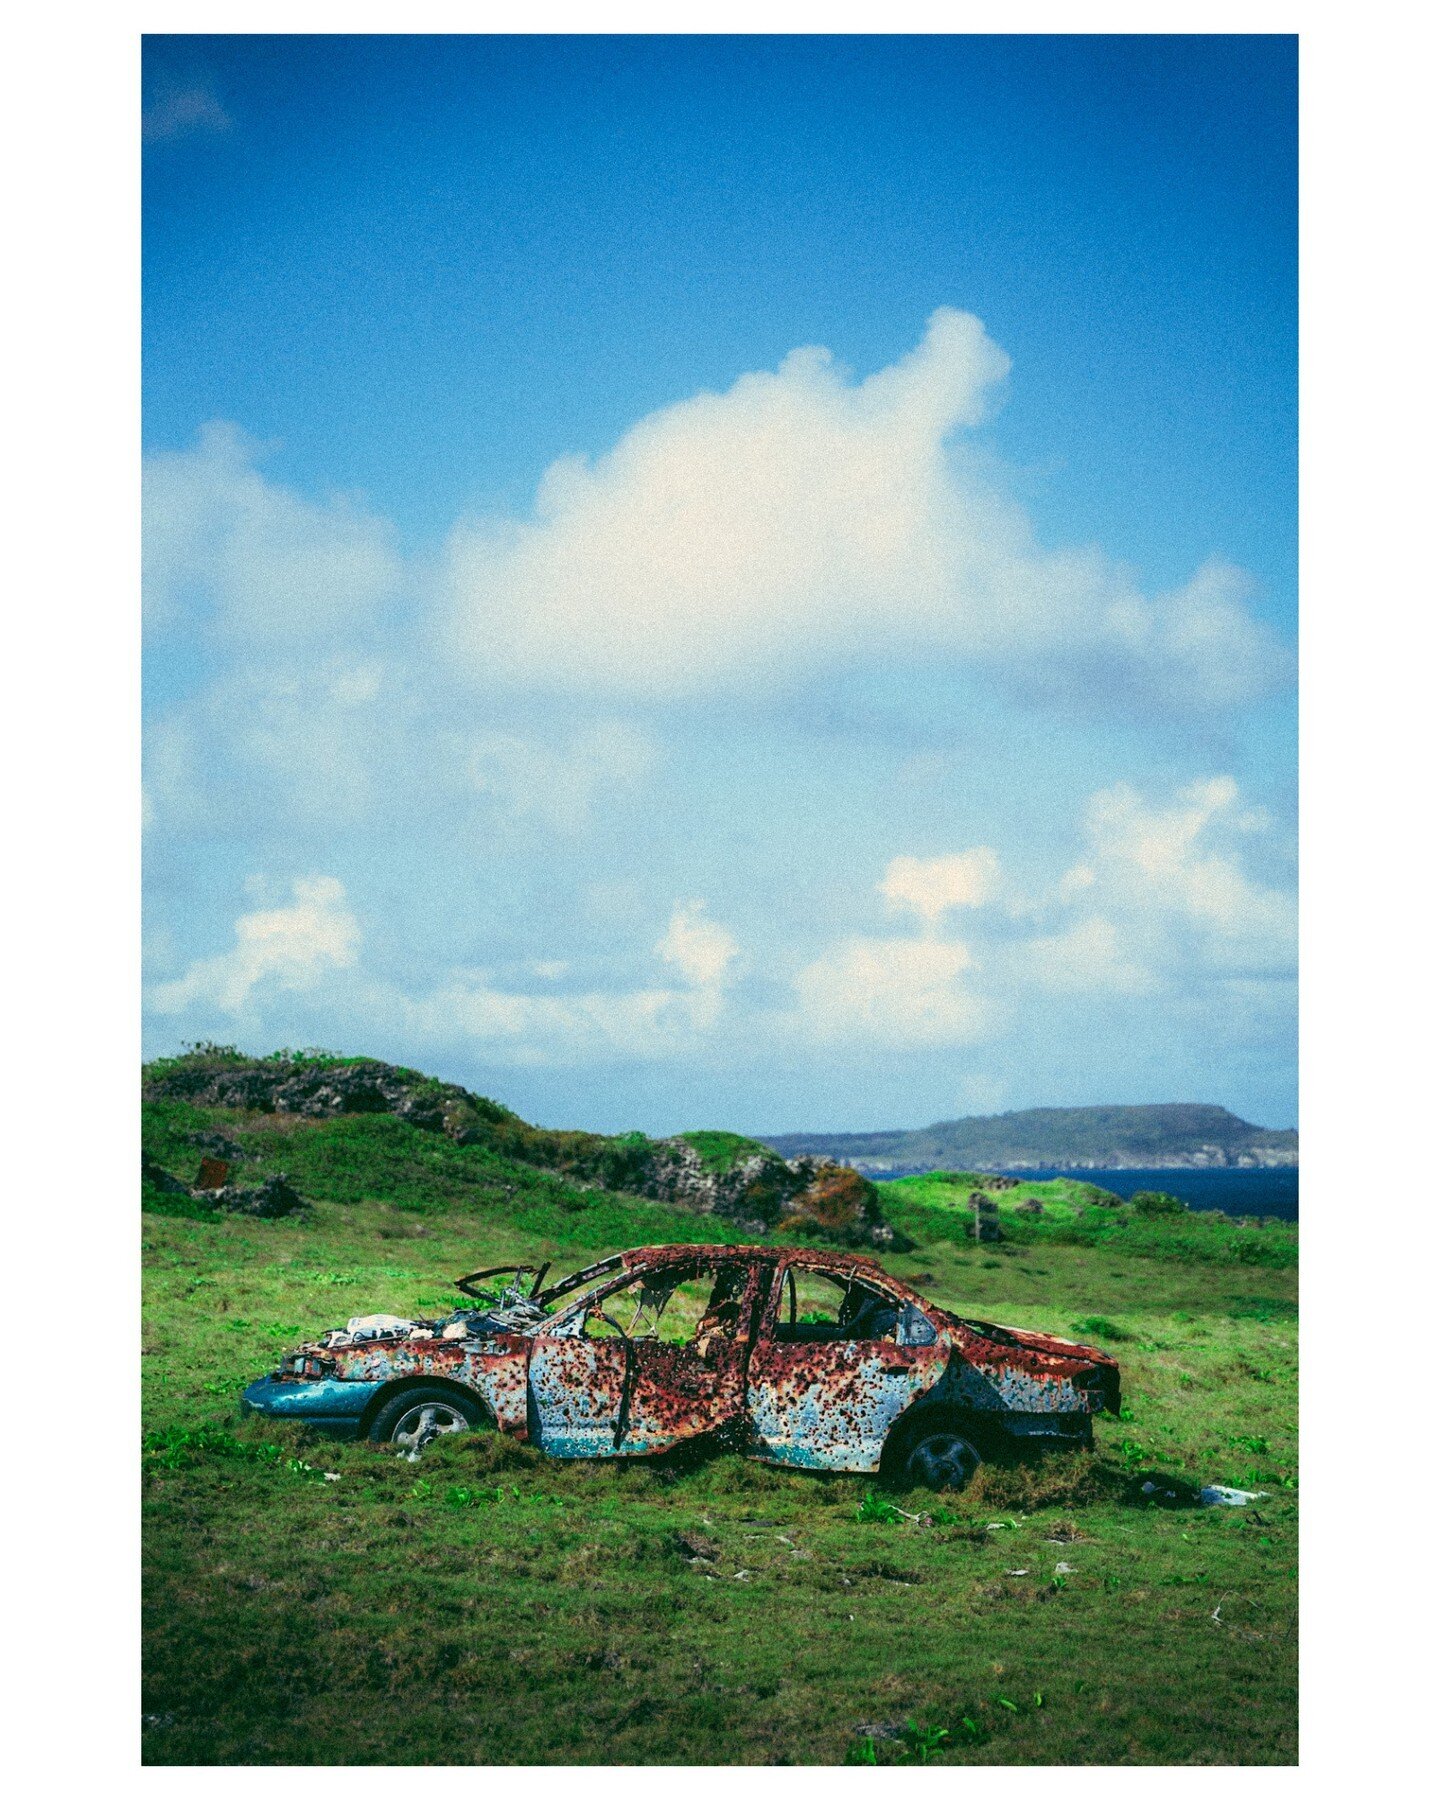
<box><xmin>773</xmin><ymin>1268</ymin><xmax>902</xmax><ymax>1344</ymax></box>
<box><xmin>582</xmin><ymin>1263</ymin><xmax>752</xmax><ymax>1357</ymax></box>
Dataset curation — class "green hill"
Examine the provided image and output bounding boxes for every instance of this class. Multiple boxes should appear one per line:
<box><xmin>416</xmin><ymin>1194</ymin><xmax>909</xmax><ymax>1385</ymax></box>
<box><xmin>142</xmin><ymin>1045</ymin><xmax>894</xmax><ymax>1248</ymax></box>
<box><xmin>761</xmin><ymin>1103</ymin><xmax>1298</xmax><ymax>1175</ymax></box>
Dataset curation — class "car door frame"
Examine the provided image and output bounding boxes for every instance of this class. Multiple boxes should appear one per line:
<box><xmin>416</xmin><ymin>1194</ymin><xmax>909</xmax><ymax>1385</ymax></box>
<box><xmin>526</xmin><ymin>1256</ymin><xmax>768</xmax><ymax>1458</ymax></box>
<box><xmin>744</xmin><ymin>1254</ymin><xmax>948</xmax><ymax>1472</ymax></box>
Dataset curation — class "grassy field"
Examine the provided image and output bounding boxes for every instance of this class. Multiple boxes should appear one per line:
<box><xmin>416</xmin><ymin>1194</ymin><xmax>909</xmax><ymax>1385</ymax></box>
<box><xmin>142</xmin><ymin>1100</ymin><xmax>1298</xmax><ymax>1766</ymax></box>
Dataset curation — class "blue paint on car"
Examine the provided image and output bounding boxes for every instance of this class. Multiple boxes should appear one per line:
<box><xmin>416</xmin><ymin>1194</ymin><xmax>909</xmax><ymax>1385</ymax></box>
<box><xmin>241</xmin><ymin>1374</ymin><xmax>384</xmax><ymax>1438</ymax></box>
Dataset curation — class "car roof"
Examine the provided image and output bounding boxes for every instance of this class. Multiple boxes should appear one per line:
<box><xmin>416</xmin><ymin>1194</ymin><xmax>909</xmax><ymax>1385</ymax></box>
<box><xmin>619</xmin><ymin>1242</ymin><xmax>888</xmax><ymax>1277</ymax></box>
<box><xmin>531</xmin><ymin>1241</ymin><xmax>900</xmax><ymax>1309</ymax></box>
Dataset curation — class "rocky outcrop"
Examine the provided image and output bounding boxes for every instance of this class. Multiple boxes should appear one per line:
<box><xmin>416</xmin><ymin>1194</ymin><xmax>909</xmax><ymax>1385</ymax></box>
<box><xmin>141</xmin><ymin>1154</ymin><xmax>307</xmax><ymax>1219</ymax></box>
<box><xmin>637</xmin><ymin>1140</ymin><xmax>901</xmax><ymax>1249</ymax></box>
<box><xmin>203</xmin><ymin>1173</ymin><xmax>307</xmax><ymax>1218</ymax></box>
<box><xmin>145</xmin><ymin>1054</ymin><xmax>515</xmax><ymax>1135</ymax></box>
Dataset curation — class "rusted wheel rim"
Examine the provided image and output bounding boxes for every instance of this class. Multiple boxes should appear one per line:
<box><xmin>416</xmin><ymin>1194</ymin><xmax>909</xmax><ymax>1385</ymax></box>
<box><xmin>907</xmin><ymin>1431</ymin><xmax>980</xmax><ymax>1490</ymax></box>
<box><xmin>391</xmin><ymin>1400</ymin><xmax>470</xmax><ymax>1458</ymax></box>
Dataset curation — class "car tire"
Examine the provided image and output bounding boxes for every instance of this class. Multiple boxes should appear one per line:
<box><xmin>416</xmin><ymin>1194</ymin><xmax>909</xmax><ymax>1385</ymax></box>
<box><xmin>368</xmin><ymin>1384</ymin><xmax>485</xmax><ymax>1458</ymax></box>
<box><xmin>891</xmin><ymin>1416</ymin><xmax>985</xmax><ymax>1491</ymax></box>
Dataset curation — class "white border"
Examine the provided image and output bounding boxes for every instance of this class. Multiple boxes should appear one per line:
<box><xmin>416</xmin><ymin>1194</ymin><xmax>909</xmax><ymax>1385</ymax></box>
<box><xmin>10</xmin><ymin>2</ymin><xmax>1438</xmax><ymax>1789</ymax></box>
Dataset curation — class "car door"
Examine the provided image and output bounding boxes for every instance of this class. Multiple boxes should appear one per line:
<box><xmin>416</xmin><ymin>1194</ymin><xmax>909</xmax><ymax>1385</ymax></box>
<box><xmin>745</xmin><ymin>1260</ymin><xmax>948</xmax><ymax>1472</ymax></box>
<box><xmin>527</xmin><ymin>1260</ymin><xmax>764</xmax><ymax>1458</ymax></box>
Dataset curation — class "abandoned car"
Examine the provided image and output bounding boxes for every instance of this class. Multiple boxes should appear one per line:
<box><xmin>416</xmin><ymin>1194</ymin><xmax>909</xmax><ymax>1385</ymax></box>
<box><xmin>242</xmin><ymin>1244</ymin><xmax>1121</xmax><ymax>1488</ymax></box>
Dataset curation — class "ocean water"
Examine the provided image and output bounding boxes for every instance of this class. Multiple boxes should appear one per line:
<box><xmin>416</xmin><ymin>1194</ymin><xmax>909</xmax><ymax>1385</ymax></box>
<box><xmin>1004</xmin><ymin>1166</ymin><xmax>1298</xmax><ymax>1221</ymax></box>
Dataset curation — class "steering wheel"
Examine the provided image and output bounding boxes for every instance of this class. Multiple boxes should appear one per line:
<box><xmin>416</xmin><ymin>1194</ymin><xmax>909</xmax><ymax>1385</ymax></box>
<box><xmin>837</xmin><ymin>1283</ymin><xmax>867</xmax><ymax>1331</ymax></box>
<box><xmin>590</xmin><ymin>1307</ymin><xmax>631</xmax><ymax>1340</ymax></box>
<box><xmin>840</xmin><ymin>1290</ymin><xmax>896</xmax><ymax>1340</ymax></box>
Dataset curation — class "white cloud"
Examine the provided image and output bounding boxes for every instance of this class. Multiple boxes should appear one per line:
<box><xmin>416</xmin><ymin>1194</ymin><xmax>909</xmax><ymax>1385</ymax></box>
<box><xmin>394</xmin><ymin>976</ymin><xmax>717</xmax><ymax>1067</ymax></box>
<box><xmin>657</xmin><ymin>900</ymin><xmax>739</xmax><ymax>990</ymax></box>
<box><xmin>793</xmin><ymin>936</ymin><xmax>991</xmax><ymax>1049</ymax></box>
<box><xmin>880</xmin><ymin>848</ymin><xmax>1001</xmax><ymax>925</ymax></box>
<box><xmin>801</xmin><ymin>774</ymin><xmax>1290</xmax><ymax>1031</ymax></box>
<box><xmin>146</xmin><ymin>888</ymin><xmax>743</xmax><ymax>1067</ymax></box>
<box><xmin>386</xmin><ymin>900</ymin><xmax>740</xmax><ymax>1064</ymax></box>
<box><xmin>444</xmin><ymin>308</ymin><xmax>1284</xmax><ymax>706</ymax></box>
<box><xmin>144</xmin><ymin>423</ymin><xmax>403</xmax><ymax>639</ymax></box>
<box><xmin>143</xmin><ymin>658</ymin><xmax>401</xmax><ymax>834</ymax></box>
<box><xmin>1070</xmin><ymin>776</ymin><xmax>1296</xmax><ymax>970</ymax></box>
<box><xmin>1012</xmin><ymin>914</ymin><xmax>1153</xmax><ymax>996</ymax></box>
<box><xmin>149</xmin><ymin>877</ymin><xmax>360</xmax><ymax>1016</ymax></box>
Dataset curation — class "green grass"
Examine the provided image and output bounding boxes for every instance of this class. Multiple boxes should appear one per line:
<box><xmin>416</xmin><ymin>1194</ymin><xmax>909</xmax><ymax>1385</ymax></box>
<box><xmin>142</xmin><ymin>1102</ymin><xmax>1297</xmax><ymax>1766</ymax></box>
<box><xmin>676</xmin><ymin>1129</ymin><xmax>775</xmax><ymax>1175</ymax></box>
<box><xmin>883</xmin><ymin>1171</ymin><xmax>1298</xmax><ymax>1269</ymax></box>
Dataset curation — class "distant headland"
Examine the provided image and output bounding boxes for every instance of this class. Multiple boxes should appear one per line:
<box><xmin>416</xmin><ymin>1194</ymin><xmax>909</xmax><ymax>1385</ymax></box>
<box><xmin>758</xmin><ymin>1103</ymin><xmax>1298</xmax><ymax>1178</ymax></box>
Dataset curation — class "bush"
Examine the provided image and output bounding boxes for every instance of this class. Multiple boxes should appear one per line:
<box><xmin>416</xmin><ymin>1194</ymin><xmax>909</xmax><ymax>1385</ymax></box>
<box><xmin>1132</xmin><ymin>1189</ymin><xmax>1187</xmax><ymax>1218</ymax></box>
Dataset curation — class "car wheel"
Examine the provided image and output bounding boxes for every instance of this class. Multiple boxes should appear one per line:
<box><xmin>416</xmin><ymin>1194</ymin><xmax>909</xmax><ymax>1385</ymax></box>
<box><xmin>368</xmin><ymin>1385</ymin><xmax>484</xmax><ymax>1459</ymax></box>
<box><xmin>900</xmin><ymin>1423</ymin><xmax>984</xmax><ymax>1491</ymax></box>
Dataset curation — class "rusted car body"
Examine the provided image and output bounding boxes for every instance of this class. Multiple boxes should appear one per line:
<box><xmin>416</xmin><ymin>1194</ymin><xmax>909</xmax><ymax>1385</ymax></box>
<box><xmin>242</xmin><ymin>1244</ymin><xmax>1120</xmax><ymax>1487</ymax></box>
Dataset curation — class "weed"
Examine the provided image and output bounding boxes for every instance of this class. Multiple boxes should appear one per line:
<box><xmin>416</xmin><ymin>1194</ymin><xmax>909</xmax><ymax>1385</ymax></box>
<box><xmin>443</xmin><ymin>1484</ymin><xmax>503</xmax><ymax>1508</ymax></box>
<box><xmin>897</xmin><ymin>1722</ymin><xmax>950</xmax><ymax>1764</ymax></box>
<box><xmin>143</xmin><ymin>1423</ymin><xmax>333</xmax><ymax>1483</ymax></box>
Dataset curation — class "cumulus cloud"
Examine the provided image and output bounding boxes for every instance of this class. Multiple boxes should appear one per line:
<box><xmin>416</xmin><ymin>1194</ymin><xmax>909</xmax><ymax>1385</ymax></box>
<box><xmin>142</xmin><ymin>774</ymin><xmax>1292</xmax><ymax>1084</ymax></box>
<box><xmin>793</xmin><ymin>936</ymin><xmax>991</xmax><ymax>1050</ymax></box>
<box><xmin>1011</xmin><ymin>914</ymin><xmax>1153</xmax><ymax>996</ymax></box>
<box><xmin>383</xmin><ymin>899</ymin><xmax>741</xmax><ymax>1064</ymax></box>
<box><xmin>656</xmin><ymin>900</ymin><xmax>739</xmax><ymax>990</ymax></box>
<box><xmin>444</xmin><ymin>308</ymin><xmax>1284</xmax><ymax>706</ymax></box>
<box><xmin>149</xmin><ymin>877</ymin><xmax>360</xmax><ymax>1016</ymax></box>
<box><xmin>790</xmin><ymin>772</ymin><xmax>1290</xmax><ymax>1045</ymax></box>
<box><xmin>147</xmin><ymin>885</ymin><xmax>743</xmax><ymax>1067</ymax></box>
<box><xmin>144</xmin><ymin>423</ymin><xmax>403</xmax><ymax>638</ymax></box>
<box><xmin>1066</xmin><ymin>776</ymin><xmax>1295</xmax><ymax>972</ymax></box>
<box><xmin>880</xmin><ymin>848</ymin><xmax>1001</xmax><ymax>925</ymax></box>
<box><xmin>140</xmin><ymin>346</ymin><xmax>1294</xmax><ymax>1102</ymax></box>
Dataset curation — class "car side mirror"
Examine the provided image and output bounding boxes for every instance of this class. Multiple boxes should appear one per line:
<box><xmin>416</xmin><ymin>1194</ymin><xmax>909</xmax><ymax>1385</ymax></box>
<box><xmin>896</xmin><ymin>1304</ymin><xmax>937</xmax><ymax>1347</ymax></box>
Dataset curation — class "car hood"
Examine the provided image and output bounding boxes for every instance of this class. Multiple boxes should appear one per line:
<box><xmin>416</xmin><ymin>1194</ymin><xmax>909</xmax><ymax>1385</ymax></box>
<box><xmin>304</xmin><ymin>1304</ymin><xmax>547</xmax><ymax>1354</ymax></box>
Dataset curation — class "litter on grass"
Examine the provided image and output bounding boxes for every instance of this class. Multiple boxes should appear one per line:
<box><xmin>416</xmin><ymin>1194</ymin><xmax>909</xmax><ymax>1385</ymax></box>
<box><xmin>1200</xmin><ymin>1484</ymin><xmax>1269</xmax><ymax>1507</ymax></box>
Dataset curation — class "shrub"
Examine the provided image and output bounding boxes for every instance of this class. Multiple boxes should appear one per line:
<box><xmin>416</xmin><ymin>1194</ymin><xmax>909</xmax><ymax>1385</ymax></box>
<box><xmin>1132</xmin><ymin>1189</ymin><xmax>1187</xmax><ymax>1218</ymax></box>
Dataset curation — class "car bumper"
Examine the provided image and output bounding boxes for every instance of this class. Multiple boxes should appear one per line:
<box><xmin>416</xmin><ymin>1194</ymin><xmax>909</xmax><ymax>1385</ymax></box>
<box><xmin>241</xmin><ymin>1373</ymin><xmax>385</xmax><ymax>1439</ymax></box>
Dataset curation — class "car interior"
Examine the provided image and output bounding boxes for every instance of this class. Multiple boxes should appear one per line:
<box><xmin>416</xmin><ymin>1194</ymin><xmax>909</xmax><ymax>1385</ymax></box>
<box><xmin>768</xmin><ymin>1267</ymin><xmax>902</xmax><ymax>1343</ymax></box>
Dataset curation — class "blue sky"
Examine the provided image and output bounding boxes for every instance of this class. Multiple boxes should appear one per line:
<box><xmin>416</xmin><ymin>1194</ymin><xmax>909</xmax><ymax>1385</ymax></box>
<box><xmin>142</xmin><ymin>33</ymin><xmax>1297</xmax><ymax>1134</ymax></box>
